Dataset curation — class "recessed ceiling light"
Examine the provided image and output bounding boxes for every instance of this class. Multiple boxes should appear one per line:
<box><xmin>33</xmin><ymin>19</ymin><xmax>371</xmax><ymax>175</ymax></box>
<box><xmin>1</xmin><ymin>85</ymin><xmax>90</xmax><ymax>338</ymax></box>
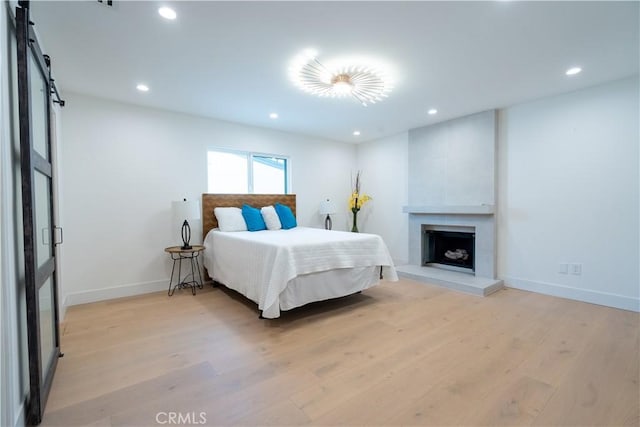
<box><xmin>269</xmin><ymin>112</ymin><xmax>278</xmax><ymax>119</ymax></box>
<box><xmin>428</xmin><ymin>108</ymin><xmax>438</xmax><ymax>115</ymax></box>
<box><xmin>353</xmin><ymin>131</ymin><xmax>361</xmax><ymax>136</ymax></box>
<box><xmin>566</xmin><ymin>67</ymin><xmax>582</xmax><ymax>76</ymax></box>
<box><xmin>136</xmin><ymin>83</ymin><xmax>149</xmax><ymax>92</ymax></box>
<box><xmin>158</xmin><ymin>7</ymin><xmax>177</xmax><ymax>20</ymax></box>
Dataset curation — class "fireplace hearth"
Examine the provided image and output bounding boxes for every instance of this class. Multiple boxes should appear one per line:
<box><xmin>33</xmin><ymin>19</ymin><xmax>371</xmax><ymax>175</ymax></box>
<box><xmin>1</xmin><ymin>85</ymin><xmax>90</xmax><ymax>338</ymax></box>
<box><xmin>423</xmin><ymin>229</ymin><xmax>475</xmax><ymax>272</ymax></box>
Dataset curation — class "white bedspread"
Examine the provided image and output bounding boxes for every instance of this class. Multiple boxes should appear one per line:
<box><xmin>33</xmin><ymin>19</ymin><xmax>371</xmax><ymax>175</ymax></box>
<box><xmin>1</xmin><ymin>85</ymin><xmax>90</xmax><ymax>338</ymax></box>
<box><xmin>203</xmin><ymin>227</ymin><xmax>398</xmax><ymax>318</ymax></box>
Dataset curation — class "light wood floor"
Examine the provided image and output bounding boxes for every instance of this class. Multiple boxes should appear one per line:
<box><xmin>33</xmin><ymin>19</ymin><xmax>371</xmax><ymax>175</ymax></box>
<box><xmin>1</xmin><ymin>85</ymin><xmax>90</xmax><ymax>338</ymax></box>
<box><xmin>42</xmin><ymin>279</ymin><xmax>639</xmax><ymax>426</ymax></box>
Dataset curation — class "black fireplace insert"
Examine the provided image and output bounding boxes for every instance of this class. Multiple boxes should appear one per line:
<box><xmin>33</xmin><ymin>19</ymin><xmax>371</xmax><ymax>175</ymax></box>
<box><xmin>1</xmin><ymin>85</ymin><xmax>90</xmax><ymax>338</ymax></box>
<box><xmin>423</xmin><ymin>230</ymin><xmax>475</xmax><ymax>271</ymax></box>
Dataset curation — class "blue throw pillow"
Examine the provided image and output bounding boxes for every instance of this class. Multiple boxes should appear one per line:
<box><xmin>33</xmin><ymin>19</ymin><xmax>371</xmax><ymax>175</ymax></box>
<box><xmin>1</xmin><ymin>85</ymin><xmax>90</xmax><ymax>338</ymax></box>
<box><xmin>241</xmin><ymin>204</ymin><xmax>266</xmax><ymax>231</ymax></box>
<box><xmin>274</xmin><ymin>203</ymin><xmax>297</xmax><ymax>229</ymax></box>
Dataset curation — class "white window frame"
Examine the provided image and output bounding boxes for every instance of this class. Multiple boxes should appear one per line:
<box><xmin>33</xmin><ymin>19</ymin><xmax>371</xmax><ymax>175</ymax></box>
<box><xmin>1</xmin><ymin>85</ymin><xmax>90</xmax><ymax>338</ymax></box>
<box><xmin>207</xmin><ymin>147</ymin><xmax>291</xmax><ymax>194</ymax></box>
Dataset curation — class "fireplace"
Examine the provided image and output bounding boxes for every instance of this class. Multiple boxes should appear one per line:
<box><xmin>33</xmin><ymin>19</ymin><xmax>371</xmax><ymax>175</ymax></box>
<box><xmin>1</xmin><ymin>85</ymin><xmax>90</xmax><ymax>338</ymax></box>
<box><xmin>422</xmin><ymin>228</ymin><xmax>475</xmax><ymax>272</ymax></box>
<box><xmin>405</xmin><ymin>207</ymin><xmax>498</xmax><ymax>281</ymax></box>
<box><xmin>400</xmin><ymin>210</ymin><xmax>502</xmax><ymax>295</ymax></box>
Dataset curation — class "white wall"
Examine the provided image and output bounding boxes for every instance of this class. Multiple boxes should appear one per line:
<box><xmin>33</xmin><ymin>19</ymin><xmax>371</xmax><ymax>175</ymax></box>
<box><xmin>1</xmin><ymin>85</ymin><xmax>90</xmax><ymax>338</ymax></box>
<box><xmin>355</xmin><ymin>132</ymin><xmax>409</xmax><ymax>265</ymax></box>
<box><xmin>498</xmin><ymin>76</ymin><xmax>639</xmax><ymax>311</ymax></box>
<box><xmin>60</xmin><ymin>93</ymin><xmax>357</xmax><ymax>306</ymax></box>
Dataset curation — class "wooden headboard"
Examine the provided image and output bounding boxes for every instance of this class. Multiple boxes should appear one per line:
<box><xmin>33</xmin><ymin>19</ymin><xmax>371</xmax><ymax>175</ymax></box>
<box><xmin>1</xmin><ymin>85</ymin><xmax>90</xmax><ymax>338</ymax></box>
<box><xmin>202</xmin><ymin>193</ymin><xmax>297</xmax><ymax>238</ymax></box>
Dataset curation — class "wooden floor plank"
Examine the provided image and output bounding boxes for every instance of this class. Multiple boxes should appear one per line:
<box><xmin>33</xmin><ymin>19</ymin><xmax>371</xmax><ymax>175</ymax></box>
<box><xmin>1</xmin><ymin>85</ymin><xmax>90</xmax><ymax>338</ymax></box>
<box><xmin>532</xmin><ymin>308</ymin><xmax>640</xmax><ymax>426</ymax></box>
<box><xmin>474</xmin><ymin>375</ymin><xmax>556</xmax><ymax>426</ymax></box>
<box><xmin>42</xmin><ymin>362</ymin><xmax>217</xmax><ymax>426</ymax></box>
<box><xmin>43</xmin><ymin>279</ymin><xmax>639</xmax><ymax>426</ymax></box>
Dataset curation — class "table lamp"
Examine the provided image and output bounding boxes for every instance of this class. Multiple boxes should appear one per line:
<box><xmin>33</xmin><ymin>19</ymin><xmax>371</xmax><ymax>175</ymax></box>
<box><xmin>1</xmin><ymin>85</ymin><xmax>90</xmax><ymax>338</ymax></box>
<box><xmin>319</xmin><ymin>198</ymin><xmax>337</xmax><ymax>230</ymax></box>
<box><xmin>172</xmin><ymin>198</ymin><xmax>200</xmax><ymax>249</ymax></box>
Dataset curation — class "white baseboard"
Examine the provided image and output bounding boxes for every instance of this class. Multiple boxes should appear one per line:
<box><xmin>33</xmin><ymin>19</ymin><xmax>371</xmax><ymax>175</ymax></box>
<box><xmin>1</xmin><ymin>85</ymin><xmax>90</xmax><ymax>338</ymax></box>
<box><xmin>504</xmin><ymin>276</ymin><xmax>640</xmax><ymax>312</ymax></box>
<box><xmin>64</xmin><ymin>279</ymin><xmax>168</xmax><ymax>308</ymax></box>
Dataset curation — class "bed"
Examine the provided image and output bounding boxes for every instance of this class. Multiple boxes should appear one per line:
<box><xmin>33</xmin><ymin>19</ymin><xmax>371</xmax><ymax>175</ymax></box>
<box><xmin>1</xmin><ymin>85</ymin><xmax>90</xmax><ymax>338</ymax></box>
<box><xmin>201</xmin><ymin>193</ymin><xmax>398</xmax><ymax>318</ymax></box>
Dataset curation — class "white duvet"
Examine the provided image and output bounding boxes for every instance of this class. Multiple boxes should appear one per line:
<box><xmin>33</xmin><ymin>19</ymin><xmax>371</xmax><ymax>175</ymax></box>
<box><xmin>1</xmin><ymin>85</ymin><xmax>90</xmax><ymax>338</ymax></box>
<box><xmin>202</xmin><ymin>227</ymin><xmax>398</xmax><ymax>318</ymax></box>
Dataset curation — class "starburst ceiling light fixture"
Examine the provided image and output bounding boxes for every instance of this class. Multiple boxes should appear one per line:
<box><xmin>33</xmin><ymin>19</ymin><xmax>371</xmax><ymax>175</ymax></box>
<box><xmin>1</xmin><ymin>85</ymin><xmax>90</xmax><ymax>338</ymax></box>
<box><xmin>289</xmin><ymin>49</ymin><xmax>393</xmax><ymax>106</ymax></box>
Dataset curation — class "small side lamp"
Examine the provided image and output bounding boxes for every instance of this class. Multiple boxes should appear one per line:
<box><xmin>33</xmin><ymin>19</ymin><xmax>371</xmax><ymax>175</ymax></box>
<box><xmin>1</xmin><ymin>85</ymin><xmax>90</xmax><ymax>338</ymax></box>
<box><xmin>319</xmin><ymin>198</ymin><xmax>337</xmax><ymax>230</ymax></box>
<box><xmin>172</xmin><ymin>198</ymin><xmax>201</xmax><ymax>249</ymax></box>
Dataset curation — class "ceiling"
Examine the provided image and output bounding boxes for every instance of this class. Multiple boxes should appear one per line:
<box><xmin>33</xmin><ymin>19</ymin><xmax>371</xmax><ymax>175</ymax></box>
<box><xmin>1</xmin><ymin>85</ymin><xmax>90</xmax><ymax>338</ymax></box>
<box><xmin>31</xmin><ymin>1</ymin><xmax>639</xmax><ymax>143</ymax></box>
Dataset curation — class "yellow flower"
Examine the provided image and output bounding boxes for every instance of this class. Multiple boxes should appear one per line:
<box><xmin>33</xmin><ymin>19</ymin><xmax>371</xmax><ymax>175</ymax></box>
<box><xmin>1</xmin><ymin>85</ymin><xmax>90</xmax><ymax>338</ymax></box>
<box><xmin>349</xmin><ymin>171</ymin><xmax>372</xmax><ymax>212</ymax></box>
<box><xmin>358</xmin><ymin>194</ymin><xmax>371</xmax><ymax>209</ymax></box>
<box><xmin>349</xmin><ymin>192</ymin><xmax>371</xmax><ymax>212</ymax></box>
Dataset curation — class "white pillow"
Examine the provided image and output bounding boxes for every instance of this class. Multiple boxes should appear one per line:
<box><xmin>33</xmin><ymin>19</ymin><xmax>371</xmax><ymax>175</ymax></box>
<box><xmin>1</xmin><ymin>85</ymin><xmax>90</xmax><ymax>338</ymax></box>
<box><xmin>214</xmin><ymin>207</ymin><xmax>247</xmax><ymax>232</ymax></box>
<box><xmin>261</xmin><ymin>205</ymin><xmax>282</xmax><ymax>230</ymax></box>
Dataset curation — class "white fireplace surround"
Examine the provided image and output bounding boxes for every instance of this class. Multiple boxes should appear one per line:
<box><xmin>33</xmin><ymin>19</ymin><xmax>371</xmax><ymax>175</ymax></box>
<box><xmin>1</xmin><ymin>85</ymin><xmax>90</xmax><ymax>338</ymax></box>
<box><xmin>398</xmin><ymin>110</ymin><xmax>503</xmax><ymax>295</ymax></box>
<box><xmin>398</xmin><ymin>206</ymin><xmax>503</xmax><ymax>296</ymax></box>
<box><xmin>405</xmin><ymin>207</ymin><xmax>497</xmax><ymax>279</ymax></box>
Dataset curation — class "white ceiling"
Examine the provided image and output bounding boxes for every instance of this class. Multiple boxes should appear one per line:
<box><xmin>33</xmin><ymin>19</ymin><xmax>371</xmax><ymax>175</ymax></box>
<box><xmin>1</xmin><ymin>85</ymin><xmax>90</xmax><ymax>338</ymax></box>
<box><xmin>31</xmin><ymin>1</ymin><xmax>639</xmax><ymax>143</ymax></box>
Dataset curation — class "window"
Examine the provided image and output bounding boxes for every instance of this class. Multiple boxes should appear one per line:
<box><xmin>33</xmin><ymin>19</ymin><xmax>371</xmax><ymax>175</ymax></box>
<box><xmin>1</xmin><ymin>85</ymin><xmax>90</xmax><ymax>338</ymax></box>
<box><xmin>207</xmin><ymin>149</ymin><xmax>289</xmax><ymax>194</ymax></box>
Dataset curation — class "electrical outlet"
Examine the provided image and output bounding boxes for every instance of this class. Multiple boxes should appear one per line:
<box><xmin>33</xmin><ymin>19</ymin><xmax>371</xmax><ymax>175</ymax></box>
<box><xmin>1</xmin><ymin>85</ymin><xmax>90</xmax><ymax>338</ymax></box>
<box><xmin>570</xmin><ymin>263</ymin><xmax>582</xmax><ymax>275</ymax></box>
<box><xmin>559</xmin><ymin>263</ymin><xmax>569</xmax><ymax>274</ymax></box>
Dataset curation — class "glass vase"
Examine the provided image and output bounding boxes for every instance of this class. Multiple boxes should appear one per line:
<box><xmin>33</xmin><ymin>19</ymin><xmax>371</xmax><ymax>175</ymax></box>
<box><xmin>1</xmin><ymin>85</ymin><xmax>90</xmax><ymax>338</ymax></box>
<box><xmin>351</xmin><ymin>210</ymin><xmax>359</xmax><ymax>233</ymax></box>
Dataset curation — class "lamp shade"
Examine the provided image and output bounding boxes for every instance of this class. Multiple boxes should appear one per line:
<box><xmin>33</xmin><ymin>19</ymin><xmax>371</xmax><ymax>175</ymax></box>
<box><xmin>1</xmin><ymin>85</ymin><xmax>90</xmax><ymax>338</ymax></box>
<box><xmin>172</xmin><ymin>199</ymin><xmax>200</xmax><ymax>221</ymax></box>
<box><xmin>319</xmin><ymin>199</ymin><xmax>337</xmax><ymax>215</ymax></box>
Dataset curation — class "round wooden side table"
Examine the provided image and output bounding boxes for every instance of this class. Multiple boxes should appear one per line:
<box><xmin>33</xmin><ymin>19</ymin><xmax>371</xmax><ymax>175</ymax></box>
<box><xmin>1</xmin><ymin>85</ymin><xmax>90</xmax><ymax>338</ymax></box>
<box><xmin>164</xmin><ymin>245</ymin><xmax>205</xmax><ymax>296</ymax></box>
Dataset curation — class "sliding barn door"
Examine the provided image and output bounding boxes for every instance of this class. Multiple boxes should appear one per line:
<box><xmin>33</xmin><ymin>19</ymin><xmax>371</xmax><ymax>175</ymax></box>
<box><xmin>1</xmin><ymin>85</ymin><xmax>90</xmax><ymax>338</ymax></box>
<box><xmin>16</xmin><ymin>2</ymin><xmax>63</xmax><ymax>424</ymax></box>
